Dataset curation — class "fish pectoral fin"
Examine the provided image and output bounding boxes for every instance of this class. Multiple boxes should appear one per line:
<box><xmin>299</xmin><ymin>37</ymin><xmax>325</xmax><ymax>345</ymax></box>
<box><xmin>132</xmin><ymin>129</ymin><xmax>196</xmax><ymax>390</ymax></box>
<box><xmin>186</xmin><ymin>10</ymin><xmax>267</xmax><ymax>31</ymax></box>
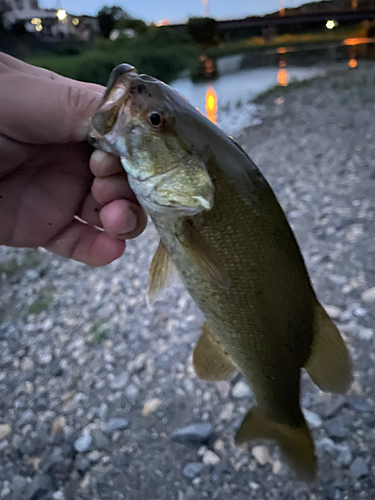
<box><xmin>178</xmin><ymin>224</ymin><xmax>230</xmax><ymax>289</ymax></box>
<box><xmin>193</xmin><ymin>322</ymin><xmax>238</xmax><ymax>381</ymax></box>
<box><xmin>305</xmin><ymin>303</ymin><xmax>353</xmax><ymax>394</ymax></box>
<box><xmin>147</xmin><ymin>241</ymin><xmax>175</xmax><ymax>302</ymax></box>
<box><xmin>235</xmin><ymin>407</ymin><xmax>317</xmax><ymax>482</ymax></box>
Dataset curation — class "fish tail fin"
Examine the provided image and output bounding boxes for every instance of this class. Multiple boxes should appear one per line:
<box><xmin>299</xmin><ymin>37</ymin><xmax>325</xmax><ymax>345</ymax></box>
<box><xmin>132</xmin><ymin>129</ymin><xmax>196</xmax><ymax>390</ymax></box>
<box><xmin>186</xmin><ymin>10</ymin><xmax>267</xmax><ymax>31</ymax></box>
<box><xmin>305</xmin><ymin>302</ymin><xmax>352</xmax><ymax>394</ymax></box>
<box><xmin>235</xmin><ymin>407</ymin><xmax>317</xmax><ymax>482</ymax></box>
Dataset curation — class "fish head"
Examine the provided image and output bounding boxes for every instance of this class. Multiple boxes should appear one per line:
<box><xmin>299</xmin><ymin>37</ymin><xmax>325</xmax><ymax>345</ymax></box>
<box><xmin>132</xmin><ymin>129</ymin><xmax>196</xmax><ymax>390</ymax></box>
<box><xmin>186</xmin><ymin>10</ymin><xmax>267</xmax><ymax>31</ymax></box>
<box><xmin>89</xmin><ymin>64</ymin><xmax>214</xmax><ymax>216</ymax></box>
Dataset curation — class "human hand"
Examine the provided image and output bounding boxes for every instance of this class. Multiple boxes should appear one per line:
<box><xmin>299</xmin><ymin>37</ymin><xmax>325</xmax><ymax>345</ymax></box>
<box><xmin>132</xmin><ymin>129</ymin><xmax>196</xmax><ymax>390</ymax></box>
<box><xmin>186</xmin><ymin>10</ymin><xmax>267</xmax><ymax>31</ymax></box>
<box><xmin>0</xmin><ymin>53</ymin><xmax>146</xmax><ymax>266</ymax></box>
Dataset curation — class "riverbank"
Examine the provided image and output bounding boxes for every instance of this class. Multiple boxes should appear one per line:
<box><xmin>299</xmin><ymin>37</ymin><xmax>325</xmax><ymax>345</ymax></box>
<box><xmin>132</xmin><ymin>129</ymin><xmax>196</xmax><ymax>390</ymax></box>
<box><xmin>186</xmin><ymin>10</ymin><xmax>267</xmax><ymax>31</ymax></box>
<box><xmin>1</xmin><ymin>63</ymin><xmax>375</xmax><ymax>499</ymax></box>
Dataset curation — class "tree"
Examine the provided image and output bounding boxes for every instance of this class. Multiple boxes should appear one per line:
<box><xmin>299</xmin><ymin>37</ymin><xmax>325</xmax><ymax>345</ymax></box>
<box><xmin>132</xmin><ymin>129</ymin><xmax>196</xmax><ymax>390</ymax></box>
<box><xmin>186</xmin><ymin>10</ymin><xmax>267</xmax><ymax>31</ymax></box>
<box><xmin>116</xmin><ymin>18</ymin><xmax>148</xmax><ymax>35</ymax></box>
<box><xmin>187</xmin><ymin>17</ymin><xmax>219</xmax><ymax>49</ymax></box>
<box><xmin>98</xmin><ymin>5</ymin><xmax>130</xmax><ymax>38</ymax></box>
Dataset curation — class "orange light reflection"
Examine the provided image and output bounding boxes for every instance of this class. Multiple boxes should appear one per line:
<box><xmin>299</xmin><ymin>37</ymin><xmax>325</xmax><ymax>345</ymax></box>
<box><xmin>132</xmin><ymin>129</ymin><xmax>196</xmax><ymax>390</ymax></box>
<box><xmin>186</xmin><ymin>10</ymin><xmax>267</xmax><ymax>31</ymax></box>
<box><xmin>277</xmin><ymin>68</ymin><xmax>289</xmax><ymax>87</ymax></box>
<box><xmin>344</xmin><ymin>37</ymin><xmax>375</xmax><ymax>46</ymax></box>
<box><xmin>277</xmin><ymin>47</ymin><xmax>288</xmax><ymax>54</ymax></box>
<box><xmin>205</xmin><ymin>86</ymin><xmax>217</xmax><ymax>124</ymax></box>
<box><xmin>348</xmin><ymin>58</ymin><xmax>358</xmax><ymax>68</ymax></box>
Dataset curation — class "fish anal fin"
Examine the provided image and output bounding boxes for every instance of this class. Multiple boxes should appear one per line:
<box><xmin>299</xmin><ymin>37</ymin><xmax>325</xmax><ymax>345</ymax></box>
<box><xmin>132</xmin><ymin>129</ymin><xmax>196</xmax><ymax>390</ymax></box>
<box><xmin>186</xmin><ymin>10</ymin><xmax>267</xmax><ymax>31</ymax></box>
<box><xmin>235</xmin><ymin>407</ymin><xmax>317</xmax><ymax>482</ymax></box>
<box><xmin>179</xmin><ymin>224</ymin><xmax>229</xmax><ymax>289</ymax></box>
<box><xmin>305</xmin><ymin>303</ymin><xmax>353</xmax><ymax>394</ymax></box>
<box><xmin>193</xmin><ymin>322</ymin><xmax>237</xmax><ymax>381</ymax></box>
<box><xmin>147</xmin><ymin>241</ymin><xmax>175</xmax><ymax>302</ymax></box>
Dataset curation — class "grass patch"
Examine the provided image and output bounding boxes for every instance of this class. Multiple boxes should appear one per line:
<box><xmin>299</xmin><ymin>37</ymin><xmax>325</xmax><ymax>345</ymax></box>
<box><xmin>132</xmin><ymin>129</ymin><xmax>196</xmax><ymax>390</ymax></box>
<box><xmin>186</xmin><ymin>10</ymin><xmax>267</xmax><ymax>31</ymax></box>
<box><xmin>90</xmin><ymin>319</ymin><xmax>109</xmax><ymax>344</ymax></box>
<box><xmin>0</xmin><ymin>249</ymin><xmax>43</xmax><ymax>280</ymax></box>
<box><xmin>28</xmin><ymin>289</ymin><xmax>54</xmax><ymax>314</ymax></box>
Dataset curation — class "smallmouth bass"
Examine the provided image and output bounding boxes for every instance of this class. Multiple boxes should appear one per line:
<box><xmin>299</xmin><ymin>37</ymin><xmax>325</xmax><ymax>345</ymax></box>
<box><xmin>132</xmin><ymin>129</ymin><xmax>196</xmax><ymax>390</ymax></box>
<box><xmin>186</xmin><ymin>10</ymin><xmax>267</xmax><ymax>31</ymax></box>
<box><xmin>89</xmin><ymin>64</ymin><xmax>352</xmax><ymax>481</ymax></box>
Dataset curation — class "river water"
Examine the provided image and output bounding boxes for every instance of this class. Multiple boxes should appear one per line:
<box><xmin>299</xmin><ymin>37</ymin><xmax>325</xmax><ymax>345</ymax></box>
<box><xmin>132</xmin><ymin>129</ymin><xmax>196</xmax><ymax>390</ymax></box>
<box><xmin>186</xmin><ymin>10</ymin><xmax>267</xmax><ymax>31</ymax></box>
<box><xmin>171</xmin><ymin>39</ymin><xmax>374</xmax><ymax>134</ymax></box>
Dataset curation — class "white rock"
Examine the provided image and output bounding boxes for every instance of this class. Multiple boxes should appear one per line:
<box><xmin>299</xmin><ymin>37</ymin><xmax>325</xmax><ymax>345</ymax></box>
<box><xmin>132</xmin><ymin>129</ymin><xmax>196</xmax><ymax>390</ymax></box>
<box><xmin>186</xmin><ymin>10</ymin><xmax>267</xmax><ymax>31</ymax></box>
<box><xmin>361</xmin><ymin>287</ymin><xmax>375</xmax><ymax>303</ymax></box>
<box><xmin>202</xmin><ymin>450</ymin><xmax>221</xmax><ymax>465</ymax></box>
<box><xmin>358</xmin><ymin>327</ymin><xmax>374</xmax><ymax>340</ymax></box>
<box><xmin>251</xmin><ymin>445</ymin><xmax>270</xmax><ymax>465</ymax></box>
<box><xmin>20</xmin><ymin>357</ymin><xmax>35</xmax><ymax>371</ymax></box>
<box><xmin>0</xmin><ymin>425</ymin><xmax>11</xmax><ymax>440</ymax></box>
<box><xmin>231</xmin><ymin>381</ymin><xmax>251</xmax><ymax>399</ymax></box>
<box><xmin>303</xmin><ymin>409</ymin><xmax>322</xmax><ymax>428</ymax></box>
<box><xmin>219</xmin><ymin>403</ymin><xmax>234</xmax><ymax>421</ymax></box>
<box><xmin>272</xmin><ymin>460</ymin><xmax>283</xmax><ymax>474</ymax></box>
<box><xmin>324</xmin><ymin>305</ymin><xmax>341</xmax><ymax>319</ymax></box>
<box><xmin>141</xmin><ymin>398</ymin><xmax>162</xmax><ymax>417</ymax></box>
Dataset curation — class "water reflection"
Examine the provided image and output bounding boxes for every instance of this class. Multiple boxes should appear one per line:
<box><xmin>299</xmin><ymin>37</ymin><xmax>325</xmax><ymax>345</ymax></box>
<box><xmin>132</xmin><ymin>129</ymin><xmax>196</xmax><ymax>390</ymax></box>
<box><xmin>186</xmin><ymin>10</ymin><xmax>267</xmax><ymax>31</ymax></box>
<box><xmin>277</xmin><ymin>58</ymin><xmax>289</xmax><ymax>87</ymax></box>
<box><xmin>348</xmin><ymin>58</ymin><xmax>358</xmax><ymax>68</ymax></box>
<box><xmin>205</xmin><ymin>86</ymin><xmax>218</xmax><ymax>124</ymax></box>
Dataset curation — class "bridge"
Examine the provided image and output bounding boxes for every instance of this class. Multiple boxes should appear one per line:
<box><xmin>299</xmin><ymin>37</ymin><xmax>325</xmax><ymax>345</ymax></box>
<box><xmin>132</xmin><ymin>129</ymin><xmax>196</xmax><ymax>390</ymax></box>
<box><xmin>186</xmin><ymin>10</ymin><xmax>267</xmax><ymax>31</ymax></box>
<box><xmin>169</xmin><ymin>9</ymin><xmax>375</xmax><ymax>39</ymax></box>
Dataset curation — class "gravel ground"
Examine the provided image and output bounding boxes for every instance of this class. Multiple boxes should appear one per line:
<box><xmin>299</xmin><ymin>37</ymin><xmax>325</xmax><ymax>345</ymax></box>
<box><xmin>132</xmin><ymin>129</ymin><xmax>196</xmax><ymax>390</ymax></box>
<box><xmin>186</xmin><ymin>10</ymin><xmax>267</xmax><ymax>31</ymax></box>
<box><xmin>1</xmin><ymin>61</ymin><xmax>375</xmax><ymax>500</ymax></box>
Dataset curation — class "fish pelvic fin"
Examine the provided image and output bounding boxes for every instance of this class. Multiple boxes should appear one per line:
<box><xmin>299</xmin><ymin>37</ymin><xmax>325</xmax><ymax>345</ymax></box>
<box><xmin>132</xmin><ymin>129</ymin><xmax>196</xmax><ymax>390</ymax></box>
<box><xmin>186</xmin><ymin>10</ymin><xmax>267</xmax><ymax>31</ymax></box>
<box><xmin>179</xmin><ymin>223</ymin><xmax>230</xmax><ymax>289</ymax></box>
<box><xmin>147</xmin><ymin>241</ymin><xmax>175</xmax><ymax>302</ymax></box>
<box><xmin>193</xmin><ymin>322</ymin><xmax>238</xmax><ymax>381</ymax></box>
<box><xmin>235</xmin><ymin>407</ymin><xmax>317</xmax><ymax>482</ymax></box>
<box><xmin>305</xmin><ymin>302</ymin><xmax>353</xmax><ymax>394</ymax></box>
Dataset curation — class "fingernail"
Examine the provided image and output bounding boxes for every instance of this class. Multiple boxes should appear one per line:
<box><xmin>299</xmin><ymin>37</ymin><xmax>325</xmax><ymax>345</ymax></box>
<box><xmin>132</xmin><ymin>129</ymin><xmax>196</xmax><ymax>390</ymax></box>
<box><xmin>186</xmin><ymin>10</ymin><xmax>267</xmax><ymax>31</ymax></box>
<box><xmin>118</xmin><ymin>209</ymin><xmax>137</xmax><ymax>238</ymax></box>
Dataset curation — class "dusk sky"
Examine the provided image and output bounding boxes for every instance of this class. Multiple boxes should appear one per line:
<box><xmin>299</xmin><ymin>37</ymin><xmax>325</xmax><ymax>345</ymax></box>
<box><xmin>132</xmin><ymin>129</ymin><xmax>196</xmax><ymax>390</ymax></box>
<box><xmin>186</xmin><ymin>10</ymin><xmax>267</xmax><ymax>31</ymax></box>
<box><xmin>39</xmin><ymin>0</ymin><xmax>317</xmax><ymax>24</ymax></box>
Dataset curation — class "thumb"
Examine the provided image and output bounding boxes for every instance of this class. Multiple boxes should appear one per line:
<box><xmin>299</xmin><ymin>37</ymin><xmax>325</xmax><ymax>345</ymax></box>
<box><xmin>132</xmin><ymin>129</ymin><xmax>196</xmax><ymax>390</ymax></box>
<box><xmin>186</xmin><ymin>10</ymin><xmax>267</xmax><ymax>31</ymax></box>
<box><xmin>0</xmin><ymin>72</ymin><xmax>105</xmax><ymax>144</ymax></box>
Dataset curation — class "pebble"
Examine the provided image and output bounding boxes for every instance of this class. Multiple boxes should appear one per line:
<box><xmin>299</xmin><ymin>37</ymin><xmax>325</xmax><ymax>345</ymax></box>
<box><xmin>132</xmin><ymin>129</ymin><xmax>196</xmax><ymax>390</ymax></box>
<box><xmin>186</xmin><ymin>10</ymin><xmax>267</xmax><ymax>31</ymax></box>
<box><xmin>182</xmin><ymin>462</ymin><xmax>204</xmax><ymax>479</ymax></box>
<box><xmin>358</xmin><ymin>327</ymin><xmax>374</xmax><ymax>340</ymax></box>
<box><xmin>20</xmin><ymin>357</ymin><xmax>35</xmax><ymax>371</ymax></box>
<box><xmin>75</xmin><ymin>456</ymin><xmax>91</xmax><ymax>473</ymax></box>
<box><xmin>324</xmin><ymin>305</ymin><xmax>341</xmax><ymax>319</ymax></box>
<box><xmin>171</xmin><ymin>423</ymin><xmax>213</xmax><ymax>445</ymax></box>
<box><xmin>361</xmin><ymin>287</ymin><xmax>375</xmax><ymax>303</ymax></box>
<box><xmin>105</xmin><ymin>418</ymin><xmax>129</xmax><ymax>433</ymax></box>
<box><xmin>272</xmin><ymin>460</ymin><xmax>283</xmax><ymax>475</ymax></box>
<box><xmin>87</xmin><ymin>450</ymin><xmax>102</xmax><ymax>462</ymax></box>
<box><xmin>349</xmin><ymin>457</ymin><xmax>368</xmax><ymax>479</ymax></box>
<box><xmin>202</xmin><ymin>450</ymin><xmax>221</xmax><ymax>465</ymax></box>
<box><xmin>251</xmin><ymin>445</ymin><xmax>270</xmax><ymax>465</ymax></box>
<box><xmin>219</xmin><ymin>403</ymin><xmax>234</xmax><ymax>421</ymax></box>
<box><xmin>141</xmin><ymin>398</ymin><xmax>162</xmax><ymax>417</ymax></box>
<box><xmin>325</xmin><ymin>416</ymin><xmax>347</xmax><ymax>441</ymax></box>
<box><xmin>52</xmin><ymin>492</ymin><xmax>65</xmax><ymax>500</ymax></box>
<box><xmin>74</xmin><ymin>433</ymin><xmax>93</xmax><ymax>453</ymax></box>
<box><xmin>231</xmin><ymin>380</ymin><xmax>251</xmax><ymax>398</ymax></box>
<box><xmin>303</xmin><ymin>409</ymin><xmax>322</xmax><ymax>428</ymax></box>
<box><xmin>17</xmin><ymin>410</ymin><xmax>35</xmax><ymax>427</ymax></box>
<box><xmin>0</xmin><ymin>425</ymin><xmax>11</xmax><ymax>440</ymax></box>
<box><xmin>92</xmin><ymin>428</ymin><xmax>110</xmax><ymax>450</ymax></box>
<box><xmin>110</xmin><ymin>372</ymin><xmax>129</xmax><ymax>390</ymax></box>
<box><xmin>336</xmin><ymin>443</ymin><xmax>353</xmax><ymax>465</ymax></box>
<box><xmin>98</xmin><ymin>402</ymin><xmax>109</xmax><ymax>421</ymax></box>
<box><xmin>52</xmin><ymin>416</ymin><xmax>66</xmax><ymax>435</ymax></box>
<box><xmin>124</xmin><ymin>384</ymin><xmax>140</xmax><ymax>401</ymax></box>
<box><xmin>324</xmin><ymin>397</ymin><xmax>346</xmax><ymax>418</ymax></box>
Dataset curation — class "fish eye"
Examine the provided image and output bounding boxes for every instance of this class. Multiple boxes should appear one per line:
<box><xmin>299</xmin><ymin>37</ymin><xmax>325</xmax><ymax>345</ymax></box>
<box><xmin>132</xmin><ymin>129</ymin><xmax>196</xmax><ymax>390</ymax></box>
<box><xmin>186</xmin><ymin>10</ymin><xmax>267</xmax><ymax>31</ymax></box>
<box><xmin>148</xmin><ymin>112</ymin><xmax>162</xmax><ymax>127</ymax></box>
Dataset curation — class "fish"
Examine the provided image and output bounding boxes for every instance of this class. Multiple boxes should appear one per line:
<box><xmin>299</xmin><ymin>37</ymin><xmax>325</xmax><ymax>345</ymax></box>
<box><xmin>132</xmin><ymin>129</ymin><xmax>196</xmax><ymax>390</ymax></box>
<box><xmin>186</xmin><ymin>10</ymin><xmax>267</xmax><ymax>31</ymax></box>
<box><xmin>89</xmin><ymin>63</ymin><xmax>352</xmax><ymax>481</ymax></box>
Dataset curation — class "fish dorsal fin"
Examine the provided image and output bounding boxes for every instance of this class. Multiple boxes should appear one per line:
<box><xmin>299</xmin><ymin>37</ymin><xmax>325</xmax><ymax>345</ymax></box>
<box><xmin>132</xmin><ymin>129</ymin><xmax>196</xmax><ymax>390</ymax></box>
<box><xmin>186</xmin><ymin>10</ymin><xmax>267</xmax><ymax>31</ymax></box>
<box><xmin>235</xmin><ymin>407</ymin><xmax>316</xmax><ymax>482</ymax></box>
<box><xmin>193</xmin><ymin>322</ymin><xmax>238</xmax><ymax>381</ymax></box>
<box><xmin>178</xmin><ymin>223</ymin><xmax>230</xmax><ymax>289</ymax></box>
<box><xmin>147</xmin><ymin>241</ymin><xmax>175</xmax><ymax>302</ymax></box>
<box><xmin>305</xmin><ymin>303</ymin><xmax>353</xmax><ymax>394</ymax></box>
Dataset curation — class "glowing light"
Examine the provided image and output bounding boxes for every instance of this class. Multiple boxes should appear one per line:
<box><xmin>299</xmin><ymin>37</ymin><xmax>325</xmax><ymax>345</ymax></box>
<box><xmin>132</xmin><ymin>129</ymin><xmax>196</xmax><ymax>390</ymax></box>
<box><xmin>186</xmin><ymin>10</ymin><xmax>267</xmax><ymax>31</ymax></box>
<box><xmin>277</xmin><ymin>68</ymin><xmax>289</xmax><ymax>87</ymax></box>
<box><xmin>277</xmin><ymin>47</ymin><xmax>287</xmax><ymax>54</ymax></box>
<box><xmin>72</xmin><ymin>17</ymin><xmax>79</xmax><ymax>26</ymax></box>
<box><xmin>205</xmin><ymin>86</ymin><xmax>217</xmax><ymax>124</ymax></box>
<box><xmin>204</xmin><ymin>59</ymin><xmax>214</xmax><ymax>75</ymax></box>
<box><xmin>344</xmin><ymin>37</ymin><xmax>375</xmax><ymax>45</ymax></box>
<box><xmin>35</xmin><ymin>24</ymin><xmax>43</xmax><ymax>31</ymax></box>
<box><xmin>56</xmin><ymin>9</ymin><xmax>67</xmax><ymax>21</ymax></box>
<box><xmin>326</xmin><ymin>20</ymin><xmax>335</xmax><ymax>30</ymax></box>
<box><xmin>352</xmin><ymin>0</ymin><xmax>357</xmax><ymax>9</ymax></box>
<box><xmin>155</xmin><ymin>19</ymin><xmax>169</xmax><ymax>26</ymax></box>
<box><xmin>31</xmin><ymin>17</ymin><xmax>41</xmax><ymax>25</ymax></box>
<box><xmin>348</xmin><ymin>58</ymin><xmax>358</xmax><ymax>68</ymax></box>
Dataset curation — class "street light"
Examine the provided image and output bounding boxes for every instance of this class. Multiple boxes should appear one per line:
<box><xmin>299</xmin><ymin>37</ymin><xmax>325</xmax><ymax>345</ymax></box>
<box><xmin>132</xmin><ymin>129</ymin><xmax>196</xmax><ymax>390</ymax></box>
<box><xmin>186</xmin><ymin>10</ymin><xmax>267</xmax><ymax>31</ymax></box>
<box><xmin>326</xmin><ymin>20</ymin><xmax>335</xmax><ymax>30</ymax></box>
<box><xmin>56</xmin><ymin>9</ymin><xmax>67</xmax><ymax>21</ymax></box>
